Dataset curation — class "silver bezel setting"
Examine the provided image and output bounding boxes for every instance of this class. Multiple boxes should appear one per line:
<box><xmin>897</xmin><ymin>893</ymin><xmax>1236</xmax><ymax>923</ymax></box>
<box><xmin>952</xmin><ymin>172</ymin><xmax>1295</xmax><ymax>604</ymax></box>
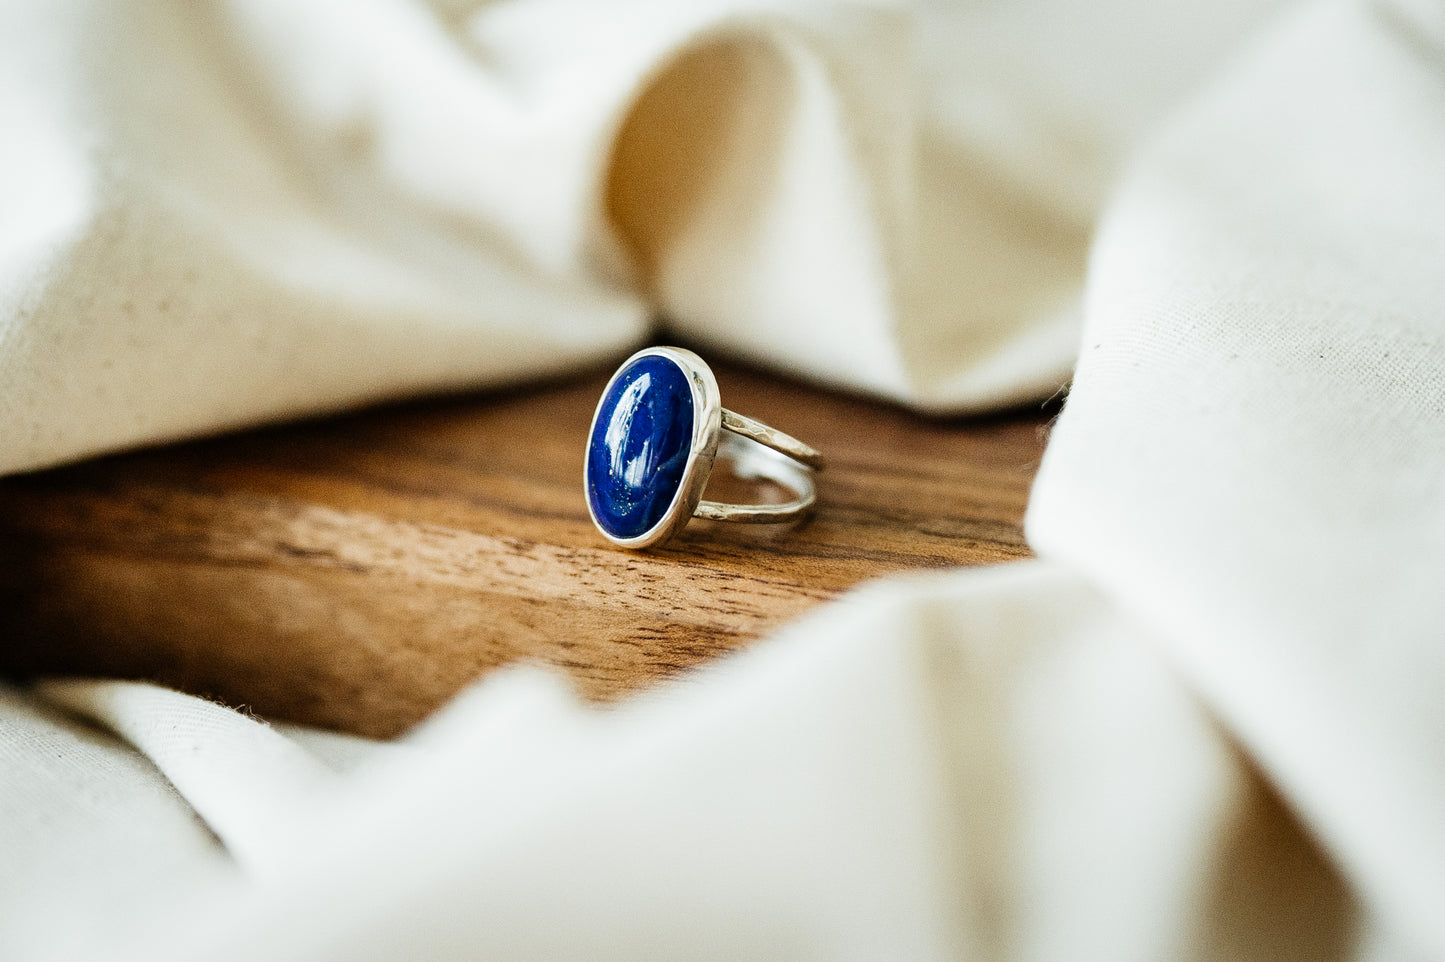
<box><xmin>584</xmin><ymin>346</ymin><xmax>723</xmax><ymax>549</ymax></box>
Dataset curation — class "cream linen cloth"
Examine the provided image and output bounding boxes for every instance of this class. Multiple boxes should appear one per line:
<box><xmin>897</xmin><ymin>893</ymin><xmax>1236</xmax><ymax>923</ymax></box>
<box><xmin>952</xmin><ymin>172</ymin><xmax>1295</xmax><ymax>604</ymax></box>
<box><xmin>3</xmin><ymin>0</ymin><xmax>1444</xmax><ymax>959</ymax></box>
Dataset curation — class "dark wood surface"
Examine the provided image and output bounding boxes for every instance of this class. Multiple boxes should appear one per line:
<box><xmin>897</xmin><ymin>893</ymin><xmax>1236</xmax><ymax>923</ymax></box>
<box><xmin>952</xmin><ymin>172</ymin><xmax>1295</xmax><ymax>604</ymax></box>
<box><xmin>0</xmin><ymin>362</ymin><xmax>1051</xmax><ymax>737</ymax></box>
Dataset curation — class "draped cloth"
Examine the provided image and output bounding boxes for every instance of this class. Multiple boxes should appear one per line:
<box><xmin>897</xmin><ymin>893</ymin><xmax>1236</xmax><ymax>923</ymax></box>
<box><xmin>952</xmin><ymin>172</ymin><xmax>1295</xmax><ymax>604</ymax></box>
<box><xmin>2</xmin><ymin>0</ymin><xmax>1443</xmax><ymax>958</ymax></box>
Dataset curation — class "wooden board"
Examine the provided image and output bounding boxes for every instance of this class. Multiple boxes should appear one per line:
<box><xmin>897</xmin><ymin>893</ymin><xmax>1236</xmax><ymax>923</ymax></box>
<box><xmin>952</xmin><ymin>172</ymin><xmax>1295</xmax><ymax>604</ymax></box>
<box><xmin>0</xmin><ymin>362</ymin><xmax>1051</xmax><ymax>737</ymax></box>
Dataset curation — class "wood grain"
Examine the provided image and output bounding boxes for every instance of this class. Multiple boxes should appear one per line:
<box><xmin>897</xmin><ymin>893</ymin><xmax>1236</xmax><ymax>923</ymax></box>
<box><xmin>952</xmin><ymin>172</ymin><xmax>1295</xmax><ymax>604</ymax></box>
<box><xmin>0</xmin><ymin>361</ymin><xmax>1051</xmax><ymax>737</ymax></box>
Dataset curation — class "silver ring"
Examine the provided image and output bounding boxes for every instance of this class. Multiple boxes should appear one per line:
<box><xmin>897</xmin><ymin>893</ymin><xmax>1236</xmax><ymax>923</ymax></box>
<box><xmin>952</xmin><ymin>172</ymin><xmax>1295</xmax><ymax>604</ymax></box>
<box><xmin>584</xmin><ymin>346</ymin><xmax>825</xmax><ymax>549</ymax></box>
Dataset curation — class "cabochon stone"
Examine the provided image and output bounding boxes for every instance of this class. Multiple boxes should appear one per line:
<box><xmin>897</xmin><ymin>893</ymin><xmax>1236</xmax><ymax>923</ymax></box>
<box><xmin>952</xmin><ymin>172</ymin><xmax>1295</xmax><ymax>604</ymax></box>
<box><xmin>587</xmin><ymin>355</ymin><xmax>695</xmax><ymax>539</ymax></box>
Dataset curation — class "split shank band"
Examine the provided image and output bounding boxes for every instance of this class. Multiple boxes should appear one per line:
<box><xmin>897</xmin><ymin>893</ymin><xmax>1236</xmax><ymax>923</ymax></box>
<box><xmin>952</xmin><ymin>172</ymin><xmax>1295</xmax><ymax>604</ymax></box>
<box><xmin>696</xmin><ymin>409</ymin><xmax>824</xmax><ymax>523</ymax></box>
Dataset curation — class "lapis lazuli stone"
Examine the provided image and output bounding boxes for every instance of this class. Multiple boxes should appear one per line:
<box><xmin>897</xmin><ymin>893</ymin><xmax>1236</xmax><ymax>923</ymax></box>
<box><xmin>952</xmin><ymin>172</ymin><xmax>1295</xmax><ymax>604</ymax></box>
<box><xmin>587</xmin><ymin>355</ymin><xmax>695</xmax><ymax>540</ymax></box>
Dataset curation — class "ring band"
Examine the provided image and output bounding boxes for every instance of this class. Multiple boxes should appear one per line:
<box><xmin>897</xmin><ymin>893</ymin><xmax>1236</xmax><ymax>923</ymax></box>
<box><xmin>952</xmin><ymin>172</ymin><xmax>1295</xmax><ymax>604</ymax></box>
<box><xmin>585</xmin><ymin>346</ymin><xmax>824</xmax><ymax>548</ymax></box>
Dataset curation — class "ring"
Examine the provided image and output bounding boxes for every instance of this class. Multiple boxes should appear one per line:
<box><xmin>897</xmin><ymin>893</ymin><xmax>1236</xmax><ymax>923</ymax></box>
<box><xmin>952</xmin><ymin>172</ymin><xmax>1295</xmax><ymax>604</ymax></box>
<box><xmin>585</xmin><ymin>346</ymin><xmax>825</xmax><ymax>548</ymax></box>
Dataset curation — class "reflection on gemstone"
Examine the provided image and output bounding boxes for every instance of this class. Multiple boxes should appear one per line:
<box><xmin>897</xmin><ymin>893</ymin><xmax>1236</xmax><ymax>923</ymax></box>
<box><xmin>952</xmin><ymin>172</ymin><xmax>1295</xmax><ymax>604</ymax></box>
<box><xmin>587</xmin><ymin>355</ymin><xmax>695</xmax><ymax>540</ymax></box>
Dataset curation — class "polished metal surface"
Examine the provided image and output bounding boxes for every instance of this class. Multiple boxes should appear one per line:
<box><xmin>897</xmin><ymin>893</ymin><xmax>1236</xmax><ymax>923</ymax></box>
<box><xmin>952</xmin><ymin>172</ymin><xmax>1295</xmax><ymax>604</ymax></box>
<box><xmin>585</xmin><ymin>346</ymin><xmax>823</xmax><ymax>548</ymax></box>
<box><xmin>694</xmin><ymin>425</ymin><xmax>817</xmax><ymax>523</ymax></box>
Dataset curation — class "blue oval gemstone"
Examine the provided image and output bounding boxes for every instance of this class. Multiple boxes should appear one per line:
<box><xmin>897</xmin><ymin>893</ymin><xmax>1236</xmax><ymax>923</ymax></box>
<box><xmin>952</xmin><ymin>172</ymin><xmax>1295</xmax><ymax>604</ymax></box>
<box><xmin>587</xmin><ymin>355</ymin><xmax>695</xmax><ymax>540</ymax></box>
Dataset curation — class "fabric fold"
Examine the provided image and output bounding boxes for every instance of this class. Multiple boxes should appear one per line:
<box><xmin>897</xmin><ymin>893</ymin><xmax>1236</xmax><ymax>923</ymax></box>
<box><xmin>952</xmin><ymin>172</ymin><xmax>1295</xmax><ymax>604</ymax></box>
<box><xmin>0</xmin><ymin>0</ymin><xmax>1281</xmax><ymax>478</ymax></box>
<box><xmin>1028</xmin><ymin>0</ymin><xmax>1445</xmax><ymax>953</ymax></box>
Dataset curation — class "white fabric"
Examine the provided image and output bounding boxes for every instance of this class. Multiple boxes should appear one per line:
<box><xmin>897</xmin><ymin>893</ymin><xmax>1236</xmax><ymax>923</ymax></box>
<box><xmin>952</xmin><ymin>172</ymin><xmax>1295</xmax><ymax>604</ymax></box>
<box><xmin>1029</xmin><ymin>1</ymin><xmax>1445</xmax><ymax>949</ymax></box>
<box><xmin>0</xmin><ymin>0</ymin><xmax>1274</xmax><ymax>475</ymax></box>
<box><xmin>3</xmin><ymin>0</ymin><xmax>1444</xmax><ymax>958</ymax></box>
